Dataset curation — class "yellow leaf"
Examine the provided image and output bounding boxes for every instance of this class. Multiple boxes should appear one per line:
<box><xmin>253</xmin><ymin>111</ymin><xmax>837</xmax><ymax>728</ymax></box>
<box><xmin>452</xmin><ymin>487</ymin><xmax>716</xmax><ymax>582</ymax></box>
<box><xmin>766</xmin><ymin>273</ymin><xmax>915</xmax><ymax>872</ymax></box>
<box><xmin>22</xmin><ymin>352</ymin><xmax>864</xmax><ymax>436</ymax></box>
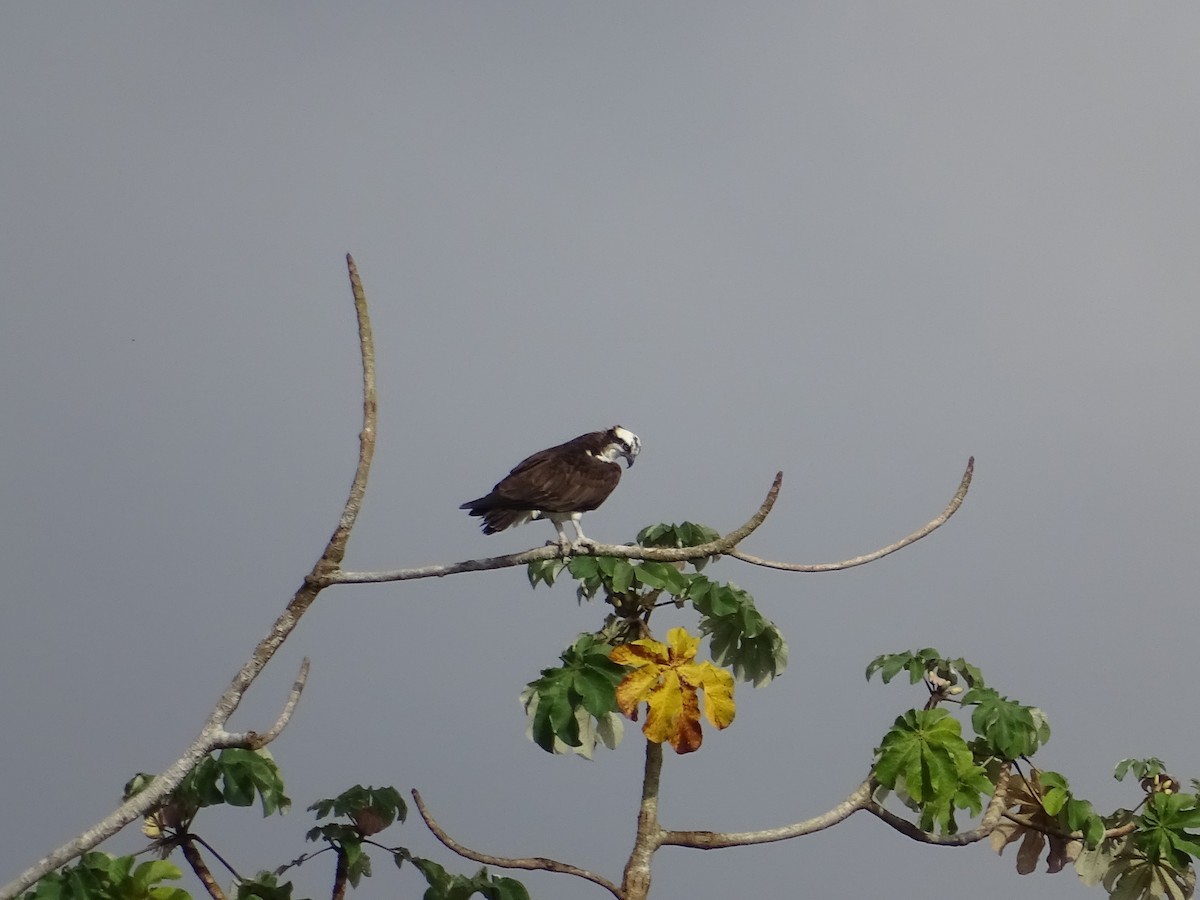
<box><xmin>699</xmin><ymin>663</ymin><xmax>736</xmax><ymax>729</ymax></box>
<box><xmin>665</xmin><ymin>627</ymin><xmax>700</xmax><ymax>663</ymax></box>
<box><xmin>670</xmin><ymin>682</ymin><xmax>703</xmax><ymax>753</ymax></box>
<box><xmin>644</xmin><ymin>670</ymin><xmax>684</xmax><ymax>745</ymax></box>
<box><xmin>611</xmin><ymin>640</ymin><xmax>669</xmax><ymax>669</ymax></box>
<box><xmin>615</xmin><ymin>665</ymin><xmax>664</xmax><ymax>718</ymax></box>
<box><xmin>609</xmin><ymin>627</ymin><xmax>736</xmax><ymax>754</ymax></box>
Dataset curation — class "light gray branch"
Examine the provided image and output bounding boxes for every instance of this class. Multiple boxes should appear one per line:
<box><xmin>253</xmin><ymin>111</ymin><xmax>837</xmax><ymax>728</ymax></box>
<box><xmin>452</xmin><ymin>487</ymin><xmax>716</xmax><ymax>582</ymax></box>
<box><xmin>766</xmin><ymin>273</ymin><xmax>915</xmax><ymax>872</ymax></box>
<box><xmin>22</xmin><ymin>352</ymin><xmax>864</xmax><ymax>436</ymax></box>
<box><xmin>729</xmin><ymin>456</ymin><xmax>974</xmax><ymax>572</ymax></box>
<box><xmin>0</xmin><ymin>255</ymin><xmax>376</xmax><ymax>900</ymax></box>
<box><xmin>660</xmin><ymin>780</ymin><xmax>874</xmax><ymax>849</ymax></box>
<box><xmin>214</xmin><ymin>658</ymin><xmax>311</xmax><ymax>749</ymax></box>
<box><xmin>412</xmin><ymin>789</ymin><xmax>623</xmax><ymax>899</ymax></box>
<box><xmin>327</xmin><ymin>471</ymin><xmax>784</xmax><ymax>585</ymax></box>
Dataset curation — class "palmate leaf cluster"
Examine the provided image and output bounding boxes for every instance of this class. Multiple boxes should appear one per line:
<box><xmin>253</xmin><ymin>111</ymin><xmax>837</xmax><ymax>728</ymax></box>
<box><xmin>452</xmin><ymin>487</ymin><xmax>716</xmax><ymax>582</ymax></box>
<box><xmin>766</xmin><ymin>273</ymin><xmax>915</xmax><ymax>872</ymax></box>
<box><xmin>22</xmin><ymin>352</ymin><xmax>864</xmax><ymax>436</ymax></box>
<box><xmin>124</xmin><ymin>749</ymin><xmax>291</xmax><ymax>838</ymax></box>
<box><xmin>869</xmin><ymin>651</ymin><xmax>1200</xmax><ymax>899</ymax></box>
<box><xmin>34</xmin><ymin>761</ymin><xmax>530</xmax><ymax>900</ymax></box>
<box><xmin>524</xmin><ymin>522</ymin><xmax>787</xmax><ymax>756</ymax></box>
<box><xmin>23</xmin><ymin>855</ymin><xmax>188</xmax><ymax>900</ymax></box>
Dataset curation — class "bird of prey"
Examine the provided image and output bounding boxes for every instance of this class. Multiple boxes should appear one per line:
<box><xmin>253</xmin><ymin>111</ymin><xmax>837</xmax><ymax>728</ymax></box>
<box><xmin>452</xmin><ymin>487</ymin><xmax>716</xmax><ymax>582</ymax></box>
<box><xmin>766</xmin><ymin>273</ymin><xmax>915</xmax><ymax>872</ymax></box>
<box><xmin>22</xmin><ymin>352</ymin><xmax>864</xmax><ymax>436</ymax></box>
<box><xmin>460</xmin><ymin>426</ymin><xmax>640</xmax><ymax>548</ymax></box>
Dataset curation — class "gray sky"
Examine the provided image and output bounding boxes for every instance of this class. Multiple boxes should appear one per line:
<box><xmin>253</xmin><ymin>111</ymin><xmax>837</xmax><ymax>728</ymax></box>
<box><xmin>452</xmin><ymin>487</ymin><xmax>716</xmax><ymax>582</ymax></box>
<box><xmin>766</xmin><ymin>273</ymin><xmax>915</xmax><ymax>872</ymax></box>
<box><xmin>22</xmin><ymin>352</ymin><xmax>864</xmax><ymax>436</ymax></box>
<box><xmin>2</xmin><ymin>5</ymin><xmax>1197</xmax><ymax>899</ymax></box>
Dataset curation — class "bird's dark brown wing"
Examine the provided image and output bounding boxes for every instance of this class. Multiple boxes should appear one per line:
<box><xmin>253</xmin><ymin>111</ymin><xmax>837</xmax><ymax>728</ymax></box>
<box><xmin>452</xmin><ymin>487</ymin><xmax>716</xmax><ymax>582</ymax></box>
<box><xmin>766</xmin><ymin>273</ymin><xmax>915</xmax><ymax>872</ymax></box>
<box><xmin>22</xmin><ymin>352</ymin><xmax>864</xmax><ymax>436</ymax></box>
<box><xmin>488</xmin><ymin>448</ymin><xmax>621</xmax><ymax>513</ymax></box>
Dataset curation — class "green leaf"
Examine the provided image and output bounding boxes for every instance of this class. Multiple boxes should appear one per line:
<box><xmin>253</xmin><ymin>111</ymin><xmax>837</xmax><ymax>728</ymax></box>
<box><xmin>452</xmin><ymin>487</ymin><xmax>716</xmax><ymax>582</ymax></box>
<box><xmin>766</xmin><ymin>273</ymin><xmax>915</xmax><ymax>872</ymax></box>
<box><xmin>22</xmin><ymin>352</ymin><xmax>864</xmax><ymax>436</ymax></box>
<box><xmin>1135</xmin><ymin>793</ymin><xmax>1200</xmax><ymax>868</ymax></box>
<box><xmin>610</xmin><ymin>560</ymin><xmax>635</xmax><ymax>594</ymax></box>
<box><xmin>963</xmin><ymin>687</ymin><xmax>1048</xmax><ymax>760</ymax></box>
<box><xmin>409</xmin><ymin>860</ymin><xmax>531</xmax><ymax>900</ymax></box>
<box><xmin>872</xmin><ymin>709</ymin><xmax>987</xmax><ymax>833</ymax></box>
<box><xmin>866</xmin><ymin>652</ymin><xmax>914</xmax><ymax>684</ymax></box>
<box><xmin>522</xmin><ymin>635</ymin><xmax>630</xmax><ymax>755</ymax></box>
<box><xmin>236</xmin><ymin>873</ymin><xmax>294</xmax><ymax>900</ymax></box>
<box><xmin>24</xmin><ymin>855</ymin><xmax>185</xmax><ymax>900</ymax></box>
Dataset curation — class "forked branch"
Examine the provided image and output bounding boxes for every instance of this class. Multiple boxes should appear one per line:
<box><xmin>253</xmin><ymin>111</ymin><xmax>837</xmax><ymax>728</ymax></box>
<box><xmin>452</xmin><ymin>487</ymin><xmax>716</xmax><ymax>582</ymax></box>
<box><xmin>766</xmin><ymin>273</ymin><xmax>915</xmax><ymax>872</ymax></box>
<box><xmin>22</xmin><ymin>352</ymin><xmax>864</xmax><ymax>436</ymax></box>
<box><xmin>0</xmin><ymin>255</ymin><xmax>376</xmax><ymax>900</ymax></box>
<box><xmin>730</xmin><ymin>456</ymin><xmax>974</xmax><ymax>572</ymax></box>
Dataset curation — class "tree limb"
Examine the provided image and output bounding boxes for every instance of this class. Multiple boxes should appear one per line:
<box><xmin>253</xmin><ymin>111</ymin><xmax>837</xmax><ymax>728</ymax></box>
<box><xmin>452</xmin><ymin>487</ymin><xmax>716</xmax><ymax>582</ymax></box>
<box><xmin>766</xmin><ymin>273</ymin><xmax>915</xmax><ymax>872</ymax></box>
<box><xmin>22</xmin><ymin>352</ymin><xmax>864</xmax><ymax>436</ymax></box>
<box><xmin>729</xmin><ymin>457</ymin><xmax>974</xmax><ymax>572</ymax></box>
<box><xmin>621</xmin><ymin>741</ymin><xmax>664</xmax><ymax>900</ymax></box>
<box><xmin>0</xmin><ymin>255</ymin><xmax>376</xmax><ymax>900</ymax></box>
<box><xmin>660</xmin><ymin>780</ymin><xmax>874</xmax><ymax>849</ymax></box>
<box><xmin>411</xmin><ymin>789</ymin><xmax>623</xmax><ymax>899</ymax></box>
<box><xmin>327</xmin><ymin>471</ymin><xmax>784</xmax><ymax>585</ymax></box>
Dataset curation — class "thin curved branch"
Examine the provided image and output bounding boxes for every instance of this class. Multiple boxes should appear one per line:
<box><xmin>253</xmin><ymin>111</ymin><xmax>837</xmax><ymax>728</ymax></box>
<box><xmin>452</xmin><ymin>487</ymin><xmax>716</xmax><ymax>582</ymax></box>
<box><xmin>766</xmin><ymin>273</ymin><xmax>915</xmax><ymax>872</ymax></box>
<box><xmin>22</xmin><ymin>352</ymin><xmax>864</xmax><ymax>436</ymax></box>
<box><xmin>0</xmin><ymin>255</ymin><xmax>376</xmax><ymax>900</ymax></box>
<box><xmin>213</xmin><ymin>657</ymin><xmax>311</xmax><ymax>749</ymax></box>
<box><xmin>328</xmin><ymin>471</ymin><xmax>784</xmax><ymax>585</ymax></box>
<box><xmin>729</xmin><ymin>456</ymin><xmax>974</xmax><ymax>572</ymax></box>
<box><xmin>865</xmin><ymin>764</ymin><xmax>1011</xmax><ymax>846</ymax></box>
<box><xmin>412</xmin><ymin>789</ymin><xmax>622</xmax><ymax>899</ymax></box>
<box><xmin>660</xmin><ymin>780</ymin><xmax>873</xmax><ymax>849</ymax></box>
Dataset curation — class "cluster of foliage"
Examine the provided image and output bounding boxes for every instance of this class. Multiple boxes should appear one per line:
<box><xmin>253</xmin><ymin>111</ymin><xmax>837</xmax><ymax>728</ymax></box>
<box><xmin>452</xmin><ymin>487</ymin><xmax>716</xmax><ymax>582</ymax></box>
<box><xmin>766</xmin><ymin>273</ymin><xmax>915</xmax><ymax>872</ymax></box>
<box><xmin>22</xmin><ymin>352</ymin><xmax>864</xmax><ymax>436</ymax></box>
<box><xmin>27</xmin><ymin>754</ymin><xmax>528</xmax><ymax>900</ymax></box>
<box><xmin>868</xmin><ymin>649</ymin><xmax>1200</xmax><ymax>898</ymax></box>
<box><xmin>522</xmin><ymin>522</ymin><xmax>788</xmax><ymax>756</ymax></box>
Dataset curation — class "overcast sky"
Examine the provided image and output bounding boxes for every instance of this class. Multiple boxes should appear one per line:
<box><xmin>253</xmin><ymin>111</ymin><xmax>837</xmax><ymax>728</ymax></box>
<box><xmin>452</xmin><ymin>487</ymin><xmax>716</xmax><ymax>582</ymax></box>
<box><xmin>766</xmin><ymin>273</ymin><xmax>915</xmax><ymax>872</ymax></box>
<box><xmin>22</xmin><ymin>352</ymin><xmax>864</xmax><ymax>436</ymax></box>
<box><xmin>2</xmin><ymin>5</ymin><xmax>1197</xmax><ymax>900</ymax></box>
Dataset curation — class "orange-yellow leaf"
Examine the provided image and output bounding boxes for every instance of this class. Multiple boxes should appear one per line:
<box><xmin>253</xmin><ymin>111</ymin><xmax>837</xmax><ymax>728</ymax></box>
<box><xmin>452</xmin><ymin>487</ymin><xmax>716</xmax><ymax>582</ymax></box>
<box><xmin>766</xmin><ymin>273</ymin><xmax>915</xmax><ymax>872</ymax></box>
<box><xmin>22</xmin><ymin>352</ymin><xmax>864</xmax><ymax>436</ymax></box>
<box><xmin>670</xmin><ymin>682</ymin><xmax>703</xmax><ymax>753</ymax></box>
<box><xmin>643</xmin><ymin>670</ymin><xmax>685</xmax><ymax>745</ymax></box>
<box><xmin>610</xmin><ymin>627</ymin><xmax>736</xmax><ymax>754</ymax></box>
<box><xmin>610</xmin><ymin>639</ymin><xmax>669</xmax><ymax>669</ymax></box>
<box><xmin>665</xmin><ymin>627</ymin><xmax>700</xmax><ymax>663</ymax></box>
<box><xmin>697</xmin><ymin>663</ymin><xmax>735</xmax><ymax>729</ymax></box>
<box><xmin>615</xmin><ymin>664</ymin><xmax>665</xmax><ymax>718</ymax></box>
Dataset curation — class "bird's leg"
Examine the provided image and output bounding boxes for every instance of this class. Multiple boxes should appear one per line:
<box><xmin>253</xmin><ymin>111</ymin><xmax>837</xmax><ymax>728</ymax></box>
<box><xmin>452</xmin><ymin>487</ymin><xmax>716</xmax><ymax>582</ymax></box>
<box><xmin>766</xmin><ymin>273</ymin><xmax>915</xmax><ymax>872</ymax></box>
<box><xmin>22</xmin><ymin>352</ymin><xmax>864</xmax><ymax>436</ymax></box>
<box><xmin>571</xmin><ymin>519</ymin><xmax>597</xmax><ymax>550</ymax></box>
<box><xmin>551</xmin><ymin>520</ymin><xmax>573</xmax><ymax>555</ymax></box>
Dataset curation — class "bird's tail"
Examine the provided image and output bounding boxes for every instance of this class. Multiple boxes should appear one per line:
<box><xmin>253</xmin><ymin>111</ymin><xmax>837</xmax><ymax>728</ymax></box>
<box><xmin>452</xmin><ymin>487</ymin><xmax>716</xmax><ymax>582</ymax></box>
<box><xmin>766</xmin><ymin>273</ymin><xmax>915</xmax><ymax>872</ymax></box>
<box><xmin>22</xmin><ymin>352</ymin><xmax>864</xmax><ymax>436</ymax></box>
<box><xmin>460</xmin><ymin>499</ymin><xmax>525</xmax><ymax>534</ymax></box>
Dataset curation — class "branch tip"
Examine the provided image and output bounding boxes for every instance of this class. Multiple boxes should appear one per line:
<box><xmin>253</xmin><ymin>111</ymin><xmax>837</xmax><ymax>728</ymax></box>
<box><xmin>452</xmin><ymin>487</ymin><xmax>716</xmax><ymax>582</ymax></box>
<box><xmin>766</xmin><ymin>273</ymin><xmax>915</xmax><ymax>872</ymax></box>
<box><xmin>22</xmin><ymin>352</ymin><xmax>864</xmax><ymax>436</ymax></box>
<box><xmin>729</xmin><ymin>456</ymin><xmax>974</xmax><ymax>573</ymax></box>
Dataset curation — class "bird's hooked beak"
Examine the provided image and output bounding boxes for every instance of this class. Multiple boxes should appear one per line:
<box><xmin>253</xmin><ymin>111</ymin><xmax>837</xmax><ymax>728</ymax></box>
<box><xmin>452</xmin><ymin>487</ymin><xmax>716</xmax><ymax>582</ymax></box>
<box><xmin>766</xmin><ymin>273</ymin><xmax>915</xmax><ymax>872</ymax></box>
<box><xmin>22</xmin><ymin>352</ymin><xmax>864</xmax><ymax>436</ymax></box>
<box><xmin>621</xmin><ymin>435</ymin><xmax>641</xmax><ymax>468</ymax></box>
<box><xmin>611</xmin><ymin>426</ymin><xmax>641</xmax><ymax>468</ymax></box>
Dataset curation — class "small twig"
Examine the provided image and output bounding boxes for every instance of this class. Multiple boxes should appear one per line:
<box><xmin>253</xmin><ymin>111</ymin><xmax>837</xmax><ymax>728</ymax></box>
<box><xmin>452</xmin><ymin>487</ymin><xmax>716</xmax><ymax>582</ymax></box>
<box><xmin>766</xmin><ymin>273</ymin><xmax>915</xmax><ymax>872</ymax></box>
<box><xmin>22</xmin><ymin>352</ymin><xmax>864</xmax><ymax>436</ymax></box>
<box><xmin>329</xmin><ymin>472</ymin><xmax>783</xmax><ymax>585</ymax></box>
<box><xmin>0</xmin><ymin>256</ymin><xmax>377</xmax><ymax>900</ymax></box>
<box><xmin>411</xmin><ymin>790</ymin><xmax>622</xmax><ymax>899</ymax></box>
<box><xmin>189</xmin><ymin>835</ymin><xmax>243</xmax><ymax>882</ymax></box>
<box><xmin>661</xmin><ymin>780</ymin><xmax>874</xmax><ymax>849</ymax></box>
<box><xmin>213</xmin><ymin>658</ymin><xmax>311</xmax><ymax>749</ymax></box>
<box><xmin>729</xmin><ymin>457</ymin><xmax>973</xmax><ymax>572</ymax></box>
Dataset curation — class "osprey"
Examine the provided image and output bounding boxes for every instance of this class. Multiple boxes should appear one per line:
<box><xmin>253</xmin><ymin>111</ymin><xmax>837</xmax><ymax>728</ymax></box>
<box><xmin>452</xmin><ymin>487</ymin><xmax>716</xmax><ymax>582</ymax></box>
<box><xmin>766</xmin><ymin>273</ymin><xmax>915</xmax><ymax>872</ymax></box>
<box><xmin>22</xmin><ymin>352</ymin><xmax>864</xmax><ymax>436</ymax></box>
<box><xmin>461</xmin><ymin>426</ymin><xmax>640</xmax><ymax>548</ymax></box>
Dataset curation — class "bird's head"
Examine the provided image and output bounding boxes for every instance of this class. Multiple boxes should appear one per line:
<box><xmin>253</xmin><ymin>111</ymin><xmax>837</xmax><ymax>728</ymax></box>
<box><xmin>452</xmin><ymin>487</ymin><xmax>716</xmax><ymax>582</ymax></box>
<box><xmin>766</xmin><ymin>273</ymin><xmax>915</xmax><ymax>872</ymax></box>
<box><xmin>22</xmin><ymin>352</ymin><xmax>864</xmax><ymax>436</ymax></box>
<box><xmin>605</xmin><ymin>426</ymin><xmax>641</xmax><ymax>468</ymax></box>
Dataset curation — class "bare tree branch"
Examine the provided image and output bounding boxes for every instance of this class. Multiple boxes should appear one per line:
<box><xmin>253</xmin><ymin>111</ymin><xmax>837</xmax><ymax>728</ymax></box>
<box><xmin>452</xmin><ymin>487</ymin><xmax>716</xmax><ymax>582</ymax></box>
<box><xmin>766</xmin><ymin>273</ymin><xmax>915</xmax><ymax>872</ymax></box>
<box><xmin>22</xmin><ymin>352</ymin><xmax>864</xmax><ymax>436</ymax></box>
<box><xmin>660</xmin><ymin>780</ymin><xmax>874</xmax><ymax>849</ymax></box>
<box><xmin>729</xmin><ymin>456</ymin><xmax>974</xmax><ymax>572</ymax></box>
<box><xmin>411</xmin><ymin>790</ymin><xmax>623</xmax><ymax>899</ymax></box>
<box><xmin>328</xmin><ymin>472</ymin><xmax>784</xmax><ymax>585</ymax></box>
<box><xmin>0</xmin><ymin>255</ymin><xmax>376</xmax><ymax>900</ymax></box>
